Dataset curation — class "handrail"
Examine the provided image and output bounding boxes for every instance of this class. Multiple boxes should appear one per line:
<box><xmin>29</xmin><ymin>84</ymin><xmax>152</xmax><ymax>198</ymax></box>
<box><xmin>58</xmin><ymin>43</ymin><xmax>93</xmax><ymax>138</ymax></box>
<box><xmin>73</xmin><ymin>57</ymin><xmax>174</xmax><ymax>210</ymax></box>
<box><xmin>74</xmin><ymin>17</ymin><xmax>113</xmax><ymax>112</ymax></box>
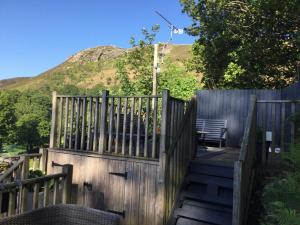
<box><xmin>0</xmin><ymin>153</ymin><xmax>44</xmax><ymax>183</ymax></box>
<box><xmin>162</xmin><ymin>95</ymin><xmax>197</xmax><ymax>223</ymax></box>
<box><xmin>0</xmin><ymin>173</ymin><xmax>66</xmax><ymax>190</ymax></box>
<box><xmin>168</xmin><ymin>97</ymin><xmax>196</xmax><ymax>156</ymax></box>
<box><xmin>0</xmin><ymin>164</ymin><xmax>73</xmax><ymax>217</ymax></box>
<box><xmin>233</xmin><ymin>95</ymin><xmax>257</xmax><ymax>225</ymax></box>
<box><xmin>0</xmin><ymin>158</ymin><xmax>24</xmax><ymax>182</ymax></box>
<box><xmin>239</xmin><ymin>95</ymin><xmax>257</xmax><ymax>161</ymax></box>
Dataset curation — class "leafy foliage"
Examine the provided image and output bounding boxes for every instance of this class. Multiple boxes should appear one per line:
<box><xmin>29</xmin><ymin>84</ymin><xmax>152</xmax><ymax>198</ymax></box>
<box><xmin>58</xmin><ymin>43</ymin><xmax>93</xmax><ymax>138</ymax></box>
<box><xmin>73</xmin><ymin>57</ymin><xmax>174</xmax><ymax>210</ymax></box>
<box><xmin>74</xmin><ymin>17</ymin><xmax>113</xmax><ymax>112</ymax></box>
<box><xmin>180</xmin><ymin>0</ymin><xmax>299</xmax><ymax>89</ymax></box>
<box><xmin>158</xmin><ymin>58</ymin><xmax>201</xmax><ymax>100</ymax></box>
<box><xmin>115</xmin><ymin>25</ymin><xmax>160</xmax><ymax>95</ymax></box>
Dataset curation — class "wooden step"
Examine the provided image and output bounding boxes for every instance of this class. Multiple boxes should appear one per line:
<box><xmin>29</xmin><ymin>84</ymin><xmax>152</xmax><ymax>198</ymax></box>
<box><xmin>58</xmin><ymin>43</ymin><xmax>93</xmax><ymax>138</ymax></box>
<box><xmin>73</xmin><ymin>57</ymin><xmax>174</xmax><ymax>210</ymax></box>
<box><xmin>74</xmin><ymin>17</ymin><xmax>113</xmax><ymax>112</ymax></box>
<box><xmin>186</xmin><ymin>173</ymin><xmax>233</xmax><ymax>189</ymax></box>
<box><xmin>181</xmin><ymin>190</ymin><xmax>233</xmax><ymax>206</ymax></box>
<box><xmin>176</xmin><ymin>218</ymin><xmax>211</xmax><ymax>225</ymax></box>
<box><xmin>183</xmin><ymin>200</ymin><xmax>232</xmax><ymax>213</ymax></box>
<box><xmin>174</xmin><ymin>204</ymin><xmax>232</xmax><ymax>225</ymax></box>
<box><xmin>189</xmin><ymin>161</ymin><xmax>234</xmax><ymax>178</ymax></box>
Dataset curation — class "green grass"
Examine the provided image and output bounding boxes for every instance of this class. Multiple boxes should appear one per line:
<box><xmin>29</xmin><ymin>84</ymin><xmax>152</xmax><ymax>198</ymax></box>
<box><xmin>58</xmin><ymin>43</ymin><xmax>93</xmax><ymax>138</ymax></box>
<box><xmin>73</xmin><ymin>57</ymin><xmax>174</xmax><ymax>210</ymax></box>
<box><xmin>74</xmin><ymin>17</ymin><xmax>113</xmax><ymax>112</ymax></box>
<box><xmin>0</xmin><ymin>144</ymin><xmax>26</xmax><ymax>157</ymax></box>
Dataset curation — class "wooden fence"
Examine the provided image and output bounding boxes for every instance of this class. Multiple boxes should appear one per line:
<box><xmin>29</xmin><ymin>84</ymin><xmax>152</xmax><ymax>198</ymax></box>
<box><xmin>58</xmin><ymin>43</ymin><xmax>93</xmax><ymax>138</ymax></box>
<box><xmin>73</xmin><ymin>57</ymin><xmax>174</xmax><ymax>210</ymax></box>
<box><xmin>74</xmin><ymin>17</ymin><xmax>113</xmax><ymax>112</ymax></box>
<box><xmin>257</xmin><ymin>100</ymin><xmax>300</xmax><ymax>163</ymax></box>
<box><xmin>232</xmin><ymin>95</ymin><xmax>257</xmax><ymax>225</ymax></box>
<box><xmin>50</xmin><ymin>91</ymin><xmax>163</xmax><ymax>160</ymax></box>
<box><xmin>0</xmin><ymin>151</ymin><xmax>72</xmax><ymax>218</ymax></box>
<box><xmin>47</xmin><ymin>90</ymin><xmax>197</xmax><ymax>225</ymax></box>
<box><xmin>162</xmin><ymin>95</ymin><xmax>196</xmax><ymax>223</ymax></box>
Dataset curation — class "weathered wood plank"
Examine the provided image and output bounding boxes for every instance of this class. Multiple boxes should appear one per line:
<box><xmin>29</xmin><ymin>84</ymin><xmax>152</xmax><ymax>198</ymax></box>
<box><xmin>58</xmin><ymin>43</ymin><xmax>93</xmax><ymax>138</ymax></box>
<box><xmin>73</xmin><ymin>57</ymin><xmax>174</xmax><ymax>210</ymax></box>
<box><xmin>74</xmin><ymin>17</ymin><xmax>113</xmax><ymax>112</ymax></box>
<box><xmin>75</xmin><ymin>98</ymin><xmax>81</xmax><ymax>150</ymax></box>
<box><xmin>69</xmin><ymin>97</ymin><xmax>75</xmax><ymax>149</ymax></box>
<box><xmin>80</xmin><ymin>97</ymin><xmax>87</xmax><ymax>150</ymax></box>
<box><xmin>152</xmin><ymin>97</ymin><xmax>158</xmax><ymax>158</ymax></box>
<box><xmin>144</xmin><ymin>98</ymin><xmax>150</xmax><ymax>157</ymax></box>
<box><xmin>108</xmin><ymin>97</ymin><xmax>115</xmax><ymax>153</ymax></box>
<box><xmin>93</xmin><ymin>97</ymin><xmax>99</xmax><ymax>151</ymax></box>
<box><xmin>63</xmin><ymin>97</ymin><xmax>69</xmax><ymax>148</ymax></box>
<box><xmin>99</xmin><ymin>91</ymin><xmax>109</xmax><ymax>154</ymax></box>
<box><xmin>122</xmin><ymin>98</ymin><xmax>128</xmax><ymax>155</ymax></box>
<box><xmin>115</xmin><ymin>97</ymin><xmax>121</xmax><ymax>154</ymax></box>
<box><xmin>129</xmin><ymin>98</ymin><xmax>135</xmax><ymax>156</ymax></box>
<box><xmin>50</xmin><ymin>92</ymin><xmax>57</xmax><ymax>148</ymax></box>
<box><xmin>86</xmin><ymin>97</ymin><xmax>93</xmax><ymax>150</ymax></box>
<box><xmin>136</xmin><ymin>98</ymin><xmax>142</xmax><ymax>157</ymax></box>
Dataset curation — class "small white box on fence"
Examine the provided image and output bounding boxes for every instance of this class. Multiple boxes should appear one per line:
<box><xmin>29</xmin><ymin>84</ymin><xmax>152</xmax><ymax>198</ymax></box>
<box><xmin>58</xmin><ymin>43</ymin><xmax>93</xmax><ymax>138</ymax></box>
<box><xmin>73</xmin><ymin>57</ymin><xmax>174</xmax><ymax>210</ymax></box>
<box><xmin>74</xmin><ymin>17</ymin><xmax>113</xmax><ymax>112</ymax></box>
<box><xmin>275</xmin><ymin>147</ymin><xmax>281</xmax><ymax>154</ymax></box>
<box><xmin>266</xmin><ymin>131</ymin><xmax>272</xmax><ymax>142</ymax></box>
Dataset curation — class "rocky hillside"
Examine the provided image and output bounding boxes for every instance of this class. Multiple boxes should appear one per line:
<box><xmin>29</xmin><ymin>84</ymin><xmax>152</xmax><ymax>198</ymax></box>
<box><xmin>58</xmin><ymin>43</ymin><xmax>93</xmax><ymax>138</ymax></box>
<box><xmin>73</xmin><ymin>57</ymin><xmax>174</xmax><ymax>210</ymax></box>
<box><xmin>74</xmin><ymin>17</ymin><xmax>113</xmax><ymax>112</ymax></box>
<box><xmin>1</xmin><ymin>44</ymin><xmax>193</xmax><ymax>92</ymax></box>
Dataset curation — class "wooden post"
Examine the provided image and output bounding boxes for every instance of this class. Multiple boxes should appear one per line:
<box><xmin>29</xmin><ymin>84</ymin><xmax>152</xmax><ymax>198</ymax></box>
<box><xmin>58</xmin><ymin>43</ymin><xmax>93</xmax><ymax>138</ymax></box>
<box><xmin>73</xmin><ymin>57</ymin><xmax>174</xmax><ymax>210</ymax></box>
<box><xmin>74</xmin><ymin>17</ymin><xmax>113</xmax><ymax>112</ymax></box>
<box><xmin>271</xmin><ymin>103</ymin><xmax>276</xmax><ymax>153</ymax></box>
<box><xmin>20</xmin><ymin>155</ymin><xmax>29</xmax><ymax>213</ymax></box>
<box><xmin>157</xmin><ymin>90</ymin><xmax>169</xmax><ymax>225</ymax></box>
<box><xmin>232</xmin><ymin>160</ymin><xmax>243</xmax><ymax>225</ymax></box>
<box><xmin>50</xmin><ymin>91</ymin><xmax>57</xmax><ymax>148</ymax></box>
<box><xmin>280</xmin><ymin>103</ymin><xmax>285</xmax><ymax>152</ymax></box>
<box><xmin>62</xmin><ymin>164</ymin><xmax>73</xmax><ymax>204</ymax></box>
<box><xmin>152</xmin><ymin>44</ymin><xmax>159</xmax><ymax>96</ymax></box>
<box><xmin>39</xmin><ymin>148</ymin><xmax>48</xmax><ymax>174</ymax></box>
<box><xmin>99</xmin><ymin>90</ymin><xmax>109</xmax><ymax>154</ymax></box>
<box><xmin>291</xmin><ymin>102</ymin><xmax>295</xmax><ymax>145</ymax></box>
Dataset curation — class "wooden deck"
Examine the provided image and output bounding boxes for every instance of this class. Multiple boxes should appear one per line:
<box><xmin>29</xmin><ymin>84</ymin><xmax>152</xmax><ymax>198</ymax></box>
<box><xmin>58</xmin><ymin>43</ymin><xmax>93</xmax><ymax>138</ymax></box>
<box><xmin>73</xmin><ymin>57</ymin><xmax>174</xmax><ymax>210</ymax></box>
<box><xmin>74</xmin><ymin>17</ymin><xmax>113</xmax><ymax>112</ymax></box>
<box><xmin>195</xmin><ymin>146</ymin><xmax>240</xmax><ymax>165</ymax></box>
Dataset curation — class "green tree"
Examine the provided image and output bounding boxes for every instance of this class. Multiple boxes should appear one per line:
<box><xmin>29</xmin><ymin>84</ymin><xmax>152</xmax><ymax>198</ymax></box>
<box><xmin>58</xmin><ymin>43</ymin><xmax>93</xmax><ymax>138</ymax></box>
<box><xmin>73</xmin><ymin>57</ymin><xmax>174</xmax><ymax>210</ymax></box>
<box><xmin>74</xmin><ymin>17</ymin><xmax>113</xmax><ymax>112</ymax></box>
<box><xmin>115</xmin><ymin>25</ymin><xmax>160</xmax><ymax>95</ymax></box>
<box><xmin>14</xmin><ymin>90</ymin><xmax>51</xmax><ymax>152</ymax></box>
<box><xmin>0</xmin><ymin>91</ymin><xmax>19</xmax><ymax>150</ymax></box>
<box><xmin>159</xmin><ymin>58</ymin><xmax>201</xmax><ymax>99</ymax></box>
<box><xmin>180</xmin><ymin>0</ymin><xmax>299</xmax><ymax>89</ymax></box>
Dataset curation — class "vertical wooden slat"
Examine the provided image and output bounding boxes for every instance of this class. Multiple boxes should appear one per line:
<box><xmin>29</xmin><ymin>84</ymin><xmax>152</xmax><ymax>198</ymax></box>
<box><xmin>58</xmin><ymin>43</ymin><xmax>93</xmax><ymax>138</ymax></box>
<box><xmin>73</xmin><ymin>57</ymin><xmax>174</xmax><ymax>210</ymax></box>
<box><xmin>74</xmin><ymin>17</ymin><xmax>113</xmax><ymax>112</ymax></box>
<box><xmin>20</xmin><ymin>155</ymin><xmax>29</xmax><ymax>213</ymax></box>
<box><xmin>157</xmin><ymin>90</ymin><xmax>169</xmax><ymax>225</ymax></box>
<box><xmin>99</xmin><ymin>90</ymin><xmax>109</xmax><ymax>154</ymax></box>
<box><xmin>108</xmin><ymin>97</ymin><xmax>115</xmax><ymax>153</ymax></box>
<box><xmin>57</xmin><ymin>97</ymin><xmax>63</xmax><ymax>147</ymax></box>
<box><xmin>152</xmin><ymin>97</ymin><xmax>158</xmax><ymax>158</ymax></box>
<box><xmin>8</xmin><ymin>191</ymin><xmax>16</xmax><ymax>216</ymax></box>
<box><xmin>86</xmin><ymin>97</ymin><xmax>93</xmax><ymax>150</ymax></box>
<box><xmin>43</xmin><ymin>180</ymin><xmax>49</xmax><ymax>207</ymax></box>
<box><xmin>50</xmin><ymin>91</ymin><xmax>57</xmax><ymax>148</ymax></box>
<box><xmin>136</xmin><ymin>98</ymin><xmax>142</xmax><ymax>157</ymax></box>
<box><xmin>271</xmin><ymin>103</ymin><xmax>276</xmax><ymax>152</ymax></box>
<box><xmin>62</xmin><ymin>165</ymin><xmax>73</xmax><ymax>204</ymax></box>
<box><xmin>33</xmin><ymin>183</ymin><xmax>40</xmax><ymax>209</ymax></box>
<box><xmin>291</xmin><ymin>102</ymin><xmax>295</xmax><ymax>145</ymax></box>
<box><xmin>53</xmin><ymin>178</ymin><xmax>60</xmax><ymax>204</ymax></box>
<box><xmin>144</xmin><ymin>98</ymin><xmax>150</xmax><ymax>157</ymax></box>
<box><xmin>69</xmin><ymin>97</ymin><xmax>75</xmax><ymax>149</ymax></box>
<box><xmin>93</xmin><ymin>97</ymin><xmax>99</xmax><ymax>151</ymax></box>
<box><xmin>63</xmin><ymin>97</ymin><xmax>69</xmax><ymax>149</ymax></box>
<box><xmin>0</xmin><ymin>192</ymin><xmax>2</xmax><ymax>218</ymax></box>
<box><xmin>280</xmin><ymin>103</ymin><xmax>285</xmax><ymax>152</ymax></box>
<box><xmin>74</xmin><ymin>97</ymin><xmax>81</xmax><ymax>150</ymax></box>
<box><xmin>122</xmin><ymin>98</ymin><xmax>128</xmax><ymax>155</ymax></box>
<box><xmin>80</xmin><ymin>97</ymin><xmax>87</xmax><ymax>150</ymax></box>
<box><xmin>129</xmin><ymin>98</ymin><xmax>135</xmax><ymax>156</ymax></box>
<box><xmin>115</xmin><ymin>97</ymin><xmax>121</xmax><ymax>153</ymax></box>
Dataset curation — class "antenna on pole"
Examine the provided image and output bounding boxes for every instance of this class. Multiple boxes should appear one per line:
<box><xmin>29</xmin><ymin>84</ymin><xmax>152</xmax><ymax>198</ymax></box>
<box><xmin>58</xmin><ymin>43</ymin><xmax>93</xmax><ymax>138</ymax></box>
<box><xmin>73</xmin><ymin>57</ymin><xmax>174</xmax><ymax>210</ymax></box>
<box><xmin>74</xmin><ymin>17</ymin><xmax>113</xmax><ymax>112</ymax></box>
<box><xmin>155</xmin><ymin>10</ymin><xmax>184</xmax><ymax>42</ymax></box>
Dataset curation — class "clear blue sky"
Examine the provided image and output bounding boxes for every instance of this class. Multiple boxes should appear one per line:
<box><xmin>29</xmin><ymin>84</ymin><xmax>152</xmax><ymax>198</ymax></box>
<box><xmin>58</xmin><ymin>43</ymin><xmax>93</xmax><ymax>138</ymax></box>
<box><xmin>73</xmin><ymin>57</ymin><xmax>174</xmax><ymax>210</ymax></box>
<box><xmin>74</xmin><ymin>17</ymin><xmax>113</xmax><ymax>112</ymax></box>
<box><xmin>0</xmin><ymin>0</ymin><xmax>195</xmax><ymax>79</ymax></box>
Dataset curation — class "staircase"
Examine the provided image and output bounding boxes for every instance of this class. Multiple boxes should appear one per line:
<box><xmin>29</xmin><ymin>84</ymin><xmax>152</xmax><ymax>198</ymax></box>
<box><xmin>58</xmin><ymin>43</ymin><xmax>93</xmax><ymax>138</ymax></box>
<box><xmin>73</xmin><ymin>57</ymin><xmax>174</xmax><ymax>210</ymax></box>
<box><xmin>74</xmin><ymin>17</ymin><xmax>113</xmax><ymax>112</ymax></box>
<box><xmin>169</xmin><ymin>160</ymin><xmax>234</xmax><ymax>225</ymax></box>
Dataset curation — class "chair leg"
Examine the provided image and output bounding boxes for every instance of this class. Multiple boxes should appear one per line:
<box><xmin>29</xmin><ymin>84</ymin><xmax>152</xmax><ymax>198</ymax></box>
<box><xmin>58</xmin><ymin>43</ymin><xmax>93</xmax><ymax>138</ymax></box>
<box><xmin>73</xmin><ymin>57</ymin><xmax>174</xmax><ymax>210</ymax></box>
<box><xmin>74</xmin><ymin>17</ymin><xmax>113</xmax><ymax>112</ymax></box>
<box><xmin>219</xmin><ymin>140</ymin><xmax>222</xmax><ymax>148</ymax></box>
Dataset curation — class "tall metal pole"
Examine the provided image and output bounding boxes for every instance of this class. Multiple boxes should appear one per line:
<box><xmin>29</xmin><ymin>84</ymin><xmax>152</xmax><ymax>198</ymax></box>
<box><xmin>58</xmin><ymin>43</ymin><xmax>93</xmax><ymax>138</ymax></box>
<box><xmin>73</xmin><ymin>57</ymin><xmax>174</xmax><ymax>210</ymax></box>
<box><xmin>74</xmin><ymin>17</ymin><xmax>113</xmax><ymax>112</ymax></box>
<box><xmin>152</xmin><ymin>44</ymin><xmax>159</xmax><ymax>96</ymax></box>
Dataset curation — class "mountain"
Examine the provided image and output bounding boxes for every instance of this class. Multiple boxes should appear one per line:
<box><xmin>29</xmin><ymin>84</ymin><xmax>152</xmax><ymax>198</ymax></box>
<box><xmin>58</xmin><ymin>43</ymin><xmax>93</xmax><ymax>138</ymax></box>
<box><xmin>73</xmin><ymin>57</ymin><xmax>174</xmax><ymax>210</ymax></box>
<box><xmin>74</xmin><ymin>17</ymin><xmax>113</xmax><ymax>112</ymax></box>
<box><xmin>0</xmin><ymin>44</ymin><xmax>194</xmax><ymax>92</ymax></box>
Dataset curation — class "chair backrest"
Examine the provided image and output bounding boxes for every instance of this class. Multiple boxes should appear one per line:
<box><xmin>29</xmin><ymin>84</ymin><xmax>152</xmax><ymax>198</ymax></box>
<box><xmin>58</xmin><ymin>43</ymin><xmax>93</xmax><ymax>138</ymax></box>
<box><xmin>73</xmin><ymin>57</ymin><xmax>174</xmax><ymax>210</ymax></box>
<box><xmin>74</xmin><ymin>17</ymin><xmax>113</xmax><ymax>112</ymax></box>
<box><xmin>196</xmin><ymin>119</ymin><xmax>227</xmax><ymax>139</ymax></box>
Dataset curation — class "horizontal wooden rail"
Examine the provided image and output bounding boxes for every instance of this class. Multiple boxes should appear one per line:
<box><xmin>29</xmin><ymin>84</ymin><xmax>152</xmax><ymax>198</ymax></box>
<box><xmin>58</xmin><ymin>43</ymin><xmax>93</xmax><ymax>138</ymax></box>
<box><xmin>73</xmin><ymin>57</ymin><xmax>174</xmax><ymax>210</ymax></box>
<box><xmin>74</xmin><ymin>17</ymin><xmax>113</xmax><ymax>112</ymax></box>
<box><xmin>0</xmin><ymin>152</ymin><xmax>45</xmax><ymax>183</ymax></box>
<box><xmin>0</xmin><ymin>164</ymin><xmax>72</xmax><ymax>218</ymax></box>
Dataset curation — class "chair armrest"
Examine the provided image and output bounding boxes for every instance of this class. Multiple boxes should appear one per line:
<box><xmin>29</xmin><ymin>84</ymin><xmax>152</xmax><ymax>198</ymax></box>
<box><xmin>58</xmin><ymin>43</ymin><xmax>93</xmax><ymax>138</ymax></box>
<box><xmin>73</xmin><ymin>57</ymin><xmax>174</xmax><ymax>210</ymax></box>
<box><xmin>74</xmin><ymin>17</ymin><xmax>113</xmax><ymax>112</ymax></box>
<box><xmin>220</xmin><ymin>128</ymin><xmax>228</xmax><ymax>138</ymax></box>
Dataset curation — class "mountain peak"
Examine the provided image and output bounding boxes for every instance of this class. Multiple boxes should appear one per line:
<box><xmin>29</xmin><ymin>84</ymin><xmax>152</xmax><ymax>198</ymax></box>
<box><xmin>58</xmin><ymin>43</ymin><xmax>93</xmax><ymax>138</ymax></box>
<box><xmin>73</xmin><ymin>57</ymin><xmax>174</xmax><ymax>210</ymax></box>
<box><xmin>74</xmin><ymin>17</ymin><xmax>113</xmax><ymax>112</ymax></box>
<box><xmin>67</xmin><ymin>45</ymin><xmax>127</xmax><ymax>63</ymax></box>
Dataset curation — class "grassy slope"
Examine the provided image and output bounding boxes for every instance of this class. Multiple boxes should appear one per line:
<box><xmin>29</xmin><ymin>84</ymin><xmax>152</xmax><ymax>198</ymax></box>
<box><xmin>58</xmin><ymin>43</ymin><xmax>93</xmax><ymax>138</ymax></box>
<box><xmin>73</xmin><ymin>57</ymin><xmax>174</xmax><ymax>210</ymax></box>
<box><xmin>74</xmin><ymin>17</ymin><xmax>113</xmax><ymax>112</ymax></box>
<box><xmin>1</xmin><ymin>44</ymin><xmax>194</xmax><ymax>91</ymax></box>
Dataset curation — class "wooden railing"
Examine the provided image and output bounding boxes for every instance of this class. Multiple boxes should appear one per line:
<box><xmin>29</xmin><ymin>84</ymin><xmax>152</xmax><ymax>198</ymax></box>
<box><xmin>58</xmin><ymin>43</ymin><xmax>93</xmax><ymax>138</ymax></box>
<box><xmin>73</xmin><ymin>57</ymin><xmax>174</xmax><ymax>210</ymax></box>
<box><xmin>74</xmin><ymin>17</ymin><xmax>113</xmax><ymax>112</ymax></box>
<box><xmin>256</xmin><ymin>100</ymin><xmax>300</xmax><ymax>164</ymax></box>
<box><xmin>50</xmin><ymin>93</ymin><xmax>103</xmax><ymax>152</ymax></box>
<box><xmin>156</xmin><ymin>90</ymin><xmax>197</xmax><ymax>224</ymax></box>
<box><xmin>232</xmin><ymin>95</ymin><xmax>257</xmax><ymax>225</ymax></box>
<box><xmin>104</xmin><ymin>95</ymin><xmax>162</xmax><ymax>158</ymax></box>
<box><xmin>0</xmin><ymin>164</ymin><xmax>72</xmax><ymax>218</ymax></box>
<box><xmin>0</xmin><ymin>150</ymin><xmax>47</xmax><ymax>184</ymax></box>
<box><xmin>50</xmin><ymin>91</ymin><xmax>165</xmax><ymax>159</ymax></box>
